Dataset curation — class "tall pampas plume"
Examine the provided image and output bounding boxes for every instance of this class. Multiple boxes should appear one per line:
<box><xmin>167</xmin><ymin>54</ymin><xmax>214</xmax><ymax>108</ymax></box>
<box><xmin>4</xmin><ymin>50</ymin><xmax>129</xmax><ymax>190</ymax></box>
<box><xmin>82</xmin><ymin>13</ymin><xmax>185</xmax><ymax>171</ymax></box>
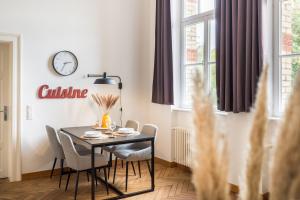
<box><xmin>241</xmin><ymin>65</ymin><xmax>269</xmax><ymax>200</ymax></box>
<box><xmin>192</xmin><ymin>70</ymin><xmax>229</xmax><ymax>200</ymax></box>
<box><xmin>270</xmin><ymin>71</ymin><xmax>300</xmax><ymax>200</ymax></box>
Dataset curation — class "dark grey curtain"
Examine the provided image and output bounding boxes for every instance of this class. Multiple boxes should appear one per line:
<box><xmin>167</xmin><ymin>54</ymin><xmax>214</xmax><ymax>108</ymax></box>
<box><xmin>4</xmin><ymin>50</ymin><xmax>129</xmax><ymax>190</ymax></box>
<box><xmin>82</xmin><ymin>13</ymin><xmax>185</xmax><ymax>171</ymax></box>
<box><xmin>216</xmin><ymin>0</ymin><xmax>263</xmax><ymax>112</ymax></box>
<box><xmin>152</xmin><ymin>0</ymin><xmax>174</xmax><ymax>105</ymax></box>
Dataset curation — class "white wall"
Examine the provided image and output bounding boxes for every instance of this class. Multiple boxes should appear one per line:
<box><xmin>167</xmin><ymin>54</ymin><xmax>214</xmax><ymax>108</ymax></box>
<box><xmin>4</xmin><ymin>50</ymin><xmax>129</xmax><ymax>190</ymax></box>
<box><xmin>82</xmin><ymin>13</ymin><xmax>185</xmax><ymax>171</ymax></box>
<box><xmin>0</xmin><ymin>0</ymin><xmax>152</xmax><ymax>174</ymax></box>
<box><xmin>0</xmin><ymin>0</ymin><xmax>280</xmax><ymax>190</ymax></box>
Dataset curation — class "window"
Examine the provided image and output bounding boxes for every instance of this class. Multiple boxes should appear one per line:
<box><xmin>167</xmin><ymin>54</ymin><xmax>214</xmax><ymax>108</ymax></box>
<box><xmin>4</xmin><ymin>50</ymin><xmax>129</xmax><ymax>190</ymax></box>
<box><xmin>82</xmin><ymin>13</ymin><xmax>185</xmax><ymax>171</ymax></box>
<box><xmin>275</xmin><ymin>0</ymin><xmax>300</xmax><ymax>113</ymax></box>
<box><xmin>180</xmin><ymin>0</ymin><xmax>215</xmax><ymax>108</ymax></box>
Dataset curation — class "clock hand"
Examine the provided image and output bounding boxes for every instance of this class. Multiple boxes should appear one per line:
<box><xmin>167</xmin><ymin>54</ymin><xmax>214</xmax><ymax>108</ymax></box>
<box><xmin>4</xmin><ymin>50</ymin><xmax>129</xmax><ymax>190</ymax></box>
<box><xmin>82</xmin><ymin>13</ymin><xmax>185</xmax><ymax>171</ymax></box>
<box><xmin>63</xmin><ymin>62</ymin><xmax>72</xmax><ymax>64</ymax></box>
<box><xmin>61</xmin><ymin>63</ymin><xmax>67</xmax><ymax>72</ymax></box>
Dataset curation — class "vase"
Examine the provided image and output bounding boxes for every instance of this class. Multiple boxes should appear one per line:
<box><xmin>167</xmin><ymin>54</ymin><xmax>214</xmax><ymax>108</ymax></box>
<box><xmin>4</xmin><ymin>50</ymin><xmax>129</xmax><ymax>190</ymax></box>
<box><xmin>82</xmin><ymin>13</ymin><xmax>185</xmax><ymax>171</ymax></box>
<box><xmin>101</xmin><ymin>113</ymin><xmax>111</xmax><ymax>128</ymax></box>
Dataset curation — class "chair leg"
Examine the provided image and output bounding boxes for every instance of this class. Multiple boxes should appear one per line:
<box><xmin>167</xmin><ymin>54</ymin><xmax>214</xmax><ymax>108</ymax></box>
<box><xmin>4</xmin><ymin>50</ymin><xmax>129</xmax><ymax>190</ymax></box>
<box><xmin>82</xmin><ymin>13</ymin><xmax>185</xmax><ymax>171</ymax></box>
<box><xmin>95</xmin><ymin>169</ymin><xmax>98</xmax><ymax>187</ymax></box>
<box><xmin>101</xmin><ymin>149</ymin><xmax>103</xmax><ymax>154</ymax></box>
<box><xmin>65</xmin><ymin>169</ymin><xmax>71</xmax><ymax>192</ymax></box>
<box><xmin>138</xmin><ymin>161</ymin><xmax>141</xmax><ymax>178</ymax></box>
<box><xmin>146</xmin><ymin>160</ymin><xmax>151</xmax><ymax>175</ymax></box>
<box><xmin>50</xmin><ymin>157</ymin><xmax>57</xmax><ymax>178</ymax></box>
<box><xmin>113</xmin><ymin>157</ymin><xmax>118</xmax><ymax>184</ymax></box>
<box><xmin>74</xmin><ymin>171</ymin><xmax>80</xmax><ymax>200</ymax></box>
<box><xmin>86</xmin><ymin>171</ymin><xmax>90</xmax><ymax>182</ymax></box>
<box><xmin>108</xmin><ymin>152</ymin><xmax>112</xmax><ymax>179</ymax></box>
<box><xmin>121</xmin><ymin>160</ymin><xmax>124</xmax><ymax>168</ymax></box>
<box><xmin>103</xmin><ymin>167</ymin><xmax>109</xmax><ymax>195</ymax></box>
<box><xmin>125</xmin><ymin>161</ymin><xmax>129</xmax><ymax>192</ymax></box>
<box><xmin>131</xmin><ymin>162</ymin><xmax>136</xmax><ymax>176</ymax></box>
<box><xmin>59</xmin><ymin>159</ymin><xmax>64</xmax><ymax>188</ymax></box>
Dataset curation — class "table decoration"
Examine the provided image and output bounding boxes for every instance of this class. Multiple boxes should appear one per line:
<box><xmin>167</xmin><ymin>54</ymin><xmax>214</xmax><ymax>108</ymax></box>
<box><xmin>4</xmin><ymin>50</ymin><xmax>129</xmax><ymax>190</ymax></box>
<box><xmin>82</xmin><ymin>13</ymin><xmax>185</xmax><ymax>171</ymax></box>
<box><xmin>91</xmin><ymin>94</ymin><xmax>119</xmax><ymax>129</ymax></box>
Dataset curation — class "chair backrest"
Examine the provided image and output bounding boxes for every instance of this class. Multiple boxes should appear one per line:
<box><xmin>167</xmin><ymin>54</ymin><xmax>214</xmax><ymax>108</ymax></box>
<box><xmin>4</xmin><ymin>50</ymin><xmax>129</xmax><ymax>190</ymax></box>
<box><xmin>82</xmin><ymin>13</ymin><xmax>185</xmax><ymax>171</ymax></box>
<box><xmin>46</xmin><ymin>125</ymin><xmax>65</xmax><ymax>159</ymax></box>
<box><xmin>141</xmin><ymin>124</ymin><xmax>158</xmax><ymax>141</ymax></box>
<box><xmin>58</xmin><ymin>132</ymin><xmax>80</xmax><ymax>170</ymax></box>
<box><xmin>125</xmin><ymin>120</ymin><xmax>140</xmax><ymax>131</ymax></box>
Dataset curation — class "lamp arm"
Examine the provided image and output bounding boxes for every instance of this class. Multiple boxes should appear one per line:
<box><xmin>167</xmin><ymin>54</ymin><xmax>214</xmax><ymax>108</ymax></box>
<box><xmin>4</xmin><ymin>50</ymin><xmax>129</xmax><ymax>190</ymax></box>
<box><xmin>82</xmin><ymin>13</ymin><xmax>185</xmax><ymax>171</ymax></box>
<box><xmin>107</xmin><ymin>75</ymin><xmax>122</xmax><ymax>83</ymax></box>
<box><xmin>87</xmin><ymin>74</ymin><xmax>104</xmax><ymax>78</ymax></box>
<box><xmin>107</xmin><ymin>75</ymin><xmax>122</xmax><ymax>89</ymax></box>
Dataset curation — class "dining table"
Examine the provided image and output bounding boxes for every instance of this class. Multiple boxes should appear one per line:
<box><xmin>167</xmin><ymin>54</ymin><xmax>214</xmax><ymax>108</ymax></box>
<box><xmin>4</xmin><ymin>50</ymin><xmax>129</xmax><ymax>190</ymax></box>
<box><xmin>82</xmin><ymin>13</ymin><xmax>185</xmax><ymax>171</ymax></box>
<box><xmin>61</xmin><ymin>126</ymin><xmax>155</xmax><ymax>200</ymax></box>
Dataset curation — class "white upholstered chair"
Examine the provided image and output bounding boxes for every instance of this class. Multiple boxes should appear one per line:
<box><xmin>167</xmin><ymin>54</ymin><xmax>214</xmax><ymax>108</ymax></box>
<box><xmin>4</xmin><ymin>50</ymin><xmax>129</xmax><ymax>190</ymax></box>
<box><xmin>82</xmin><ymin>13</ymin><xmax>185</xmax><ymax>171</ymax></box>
<box><xmin>58</xmin><ymin>131</ymin><xmax>109</xmax><ymax>200</ymax></box>
<box><xmin>113</xmin><ymin>124</ymin><xmax>158</xmax><ymax>191</ymax></box>
<box><xmin>102</xmin><ymin>120</ymin><xmax>140</xmax><ymax>178</ymax></box>
<box><xmin>46</xmin><ymin>125</ymin><xmax>90</xmax><ymax>188</ymax></box>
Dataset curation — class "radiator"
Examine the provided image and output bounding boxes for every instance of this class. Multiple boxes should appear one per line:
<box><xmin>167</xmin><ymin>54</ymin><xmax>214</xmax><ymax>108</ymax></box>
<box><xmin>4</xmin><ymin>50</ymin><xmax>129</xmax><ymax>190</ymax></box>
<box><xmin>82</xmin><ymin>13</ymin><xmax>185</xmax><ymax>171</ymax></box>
<box><xmin>172</xmin><ymin>127</ymin><xmax>192</xmax><ymax>168</ymax></box>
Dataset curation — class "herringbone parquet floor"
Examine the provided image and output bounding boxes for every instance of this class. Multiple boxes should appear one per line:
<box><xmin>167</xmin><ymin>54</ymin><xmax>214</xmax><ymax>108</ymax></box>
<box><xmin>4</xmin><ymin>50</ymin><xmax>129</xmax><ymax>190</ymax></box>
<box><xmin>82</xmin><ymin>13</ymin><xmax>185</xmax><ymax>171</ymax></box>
<box><xmin>0</xmin><ymin>162</ymin><xmax>196</xmax><ymax>200</ymax></box>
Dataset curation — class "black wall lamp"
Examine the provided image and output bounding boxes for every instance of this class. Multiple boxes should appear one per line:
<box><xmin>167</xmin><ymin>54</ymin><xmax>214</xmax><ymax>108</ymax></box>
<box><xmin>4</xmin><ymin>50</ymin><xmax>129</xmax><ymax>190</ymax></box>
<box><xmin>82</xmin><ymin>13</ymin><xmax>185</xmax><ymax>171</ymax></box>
<box><xmin>87</xmin><ymin>72</ymin><xmax>123</xmax><ymax>126</ymax></box>
<box><xmin>87</xmin><ymin>72</ymin><xmax>122</xmax><ymax>90</ymax></box>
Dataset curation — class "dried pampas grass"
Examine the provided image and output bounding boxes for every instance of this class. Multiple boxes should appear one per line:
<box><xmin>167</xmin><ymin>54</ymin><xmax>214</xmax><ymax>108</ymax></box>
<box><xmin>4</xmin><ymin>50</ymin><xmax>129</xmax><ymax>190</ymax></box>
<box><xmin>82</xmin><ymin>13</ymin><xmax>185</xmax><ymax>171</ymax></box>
<box><xmin>91</xmin><ymin>94</ymin><xmax>119</xmax><ymax>113</ymax></box>
<box><xmin>241</xmin><ymin>65</ymin><xmax>269</xmax><ymax>200</ymax></box>
<box><xmin>270</xmin><ymin>72</ymin><xmax>300</xmax><ymax>200</ymax></box>
<box><xmin>192</xmin><ymin>70</ymin><xmax>229</xmax><ymax>200</ymax></box>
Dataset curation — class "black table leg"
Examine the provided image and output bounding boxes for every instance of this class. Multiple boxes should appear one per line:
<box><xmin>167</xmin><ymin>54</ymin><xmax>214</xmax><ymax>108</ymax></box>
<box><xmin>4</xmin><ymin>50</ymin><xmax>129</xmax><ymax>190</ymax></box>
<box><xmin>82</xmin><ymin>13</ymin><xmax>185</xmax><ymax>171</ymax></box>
<box><xmin>91</xmin><ymin>146</ymin><xmax>95</xmax><ymax>200</ymax></box>
<box><xmin>151</xmin><ymin>139</ymin><xmax>155</xmax><ymax>190</ymax></box>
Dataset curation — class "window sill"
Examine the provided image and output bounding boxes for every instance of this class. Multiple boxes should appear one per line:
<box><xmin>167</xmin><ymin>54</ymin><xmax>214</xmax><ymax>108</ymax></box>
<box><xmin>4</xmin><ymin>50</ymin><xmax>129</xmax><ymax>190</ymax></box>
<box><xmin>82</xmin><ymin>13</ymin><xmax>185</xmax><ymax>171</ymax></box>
<box><xmin>171</xmin><ymin>106</ymin><xmax>229</xmax><ymax>116</ymax></box>
<box><xmin>172</xmin><ymin>107</ymin><xmax>283</xmax><ymax>120</ymax></box>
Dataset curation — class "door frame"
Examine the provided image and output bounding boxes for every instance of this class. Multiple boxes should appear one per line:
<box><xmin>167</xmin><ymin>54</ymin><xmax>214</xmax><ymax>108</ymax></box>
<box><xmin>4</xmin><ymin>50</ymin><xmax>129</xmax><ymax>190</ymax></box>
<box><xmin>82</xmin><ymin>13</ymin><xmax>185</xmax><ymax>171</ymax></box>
<box><xmin>0</xmin><ymin>33</ymin><xmax>22</xmax><ymax>182</ymax></box>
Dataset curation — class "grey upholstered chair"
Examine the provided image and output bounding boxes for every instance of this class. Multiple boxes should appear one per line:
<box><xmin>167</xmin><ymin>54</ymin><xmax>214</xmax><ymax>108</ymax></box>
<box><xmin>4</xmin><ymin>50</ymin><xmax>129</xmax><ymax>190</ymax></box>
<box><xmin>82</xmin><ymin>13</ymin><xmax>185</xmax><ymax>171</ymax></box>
<box><xmin>58</xmin><ymin>132</ymin><xmax>109</xmax><ymax>200</ymax></box>
<box><xmin>102</xmin><ymin>120</ymin><xmax>140</xmax><ymax>178</ymax></box>
<box><xmin>46</xmin><ymin>125</ymin><xmax>90</xmax><ymax>188</ymax></box>
<box><xmin>113</xmin><ymin>124</ymin><xmax>158</xmax><ymax>191</ymax></box>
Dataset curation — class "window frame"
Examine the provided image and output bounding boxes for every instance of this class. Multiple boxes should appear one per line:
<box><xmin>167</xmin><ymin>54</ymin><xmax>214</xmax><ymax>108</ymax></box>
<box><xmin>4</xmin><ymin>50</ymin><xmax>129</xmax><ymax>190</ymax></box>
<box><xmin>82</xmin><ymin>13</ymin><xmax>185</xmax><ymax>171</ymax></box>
<box><xmin>179</xmin><ymin>0</ymin><xmax>215</xmax><ymax>108</ymax></box>
<box><xmin>273</xmin><ymin>0</ymin><xmax>300</xmax><ymax>116</ymax></box>
<box><xmin>273</xmin><ymin>0</ymin><xmax>281</xmax><ymax>116</ymax></box>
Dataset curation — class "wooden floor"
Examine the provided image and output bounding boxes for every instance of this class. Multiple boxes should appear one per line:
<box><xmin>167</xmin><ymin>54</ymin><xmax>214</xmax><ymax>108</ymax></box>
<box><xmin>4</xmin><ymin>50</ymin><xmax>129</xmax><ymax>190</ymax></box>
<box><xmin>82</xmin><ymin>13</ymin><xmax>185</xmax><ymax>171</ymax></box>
<box><xmin>0</xmin><ymin>162</ymin><xmax>196</xmax><ymax>200</ymax></box>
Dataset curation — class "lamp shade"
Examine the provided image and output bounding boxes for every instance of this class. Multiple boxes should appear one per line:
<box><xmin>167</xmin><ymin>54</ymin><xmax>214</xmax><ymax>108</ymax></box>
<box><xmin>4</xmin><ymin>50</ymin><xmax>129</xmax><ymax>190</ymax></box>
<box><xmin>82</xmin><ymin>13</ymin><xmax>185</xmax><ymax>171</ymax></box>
<box><xmin>94</xmin><ymin>77</ymin><xmax>116</xmax><ymax>85</ymax></box>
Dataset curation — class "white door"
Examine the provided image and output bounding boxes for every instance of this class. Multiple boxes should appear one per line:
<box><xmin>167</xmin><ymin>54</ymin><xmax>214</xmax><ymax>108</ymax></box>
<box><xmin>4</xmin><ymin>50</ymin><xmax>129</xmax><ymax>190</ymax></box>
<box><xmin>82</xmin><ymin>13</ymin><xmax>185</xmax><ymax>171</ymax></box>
<box><xmin>0</xmin><ymin>42</ymin><xmax>12</xmax><ymax>178</ymax></box>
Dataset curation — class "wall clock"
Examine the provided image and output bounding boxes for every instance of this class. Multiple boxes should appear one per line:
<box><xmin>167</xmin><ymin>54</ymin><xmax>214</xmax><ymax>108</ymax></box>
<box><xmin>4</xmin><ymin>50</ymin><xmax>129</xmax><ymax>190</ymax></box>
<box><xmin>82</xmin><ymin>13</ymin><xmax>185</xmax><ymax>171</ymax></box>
<box><xmin>52</xmin><ymin>51</ymin><xmax>78</xmax><ymax>76</ymax></box>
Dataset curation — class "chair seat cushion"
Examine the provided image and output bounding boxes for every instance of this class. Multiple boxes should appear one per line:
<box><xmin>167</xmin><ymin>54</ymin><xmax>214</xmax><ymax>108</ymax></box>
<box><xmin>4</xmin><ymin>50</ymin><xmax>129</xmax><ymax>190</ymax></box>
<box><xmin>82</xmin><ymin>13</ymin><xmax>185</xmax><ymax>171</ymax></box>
<box><xmin>102</xmin><ymin>143</ymin><xmax>133</xmax><ymax>153</ymax></box>
<box><xmin>114</xmin><ymin>146</ymin><xmax>151</xmax><ymax>162</ymax></box>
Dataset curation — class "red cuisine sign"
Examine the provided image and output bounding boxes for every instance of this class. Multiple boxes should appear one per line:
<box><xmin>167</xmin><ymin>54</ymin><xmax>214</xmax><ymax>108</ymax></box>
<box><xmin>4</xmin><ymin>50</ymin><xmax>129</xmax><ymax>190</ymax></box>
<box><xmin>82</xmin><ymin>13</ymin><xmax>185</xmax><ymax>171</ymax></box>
<box><xmin>38</xmin><ymin>85</ymin><xmax>88</xmax><ymax>99</ymax></box>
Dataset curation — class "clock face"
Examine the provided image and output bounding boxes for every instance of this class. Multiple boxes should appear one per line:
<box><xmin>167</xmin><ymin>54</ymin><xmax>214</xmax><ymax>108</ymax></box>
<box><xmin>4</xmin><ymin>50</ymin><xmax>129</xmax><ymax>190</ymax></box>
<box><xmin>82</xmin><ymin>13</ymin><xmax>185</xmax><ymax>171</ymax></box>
<box><xmin>52</xmin><ymin>51</ymin><xmax>78</xmax><ymax>76</ymax></box>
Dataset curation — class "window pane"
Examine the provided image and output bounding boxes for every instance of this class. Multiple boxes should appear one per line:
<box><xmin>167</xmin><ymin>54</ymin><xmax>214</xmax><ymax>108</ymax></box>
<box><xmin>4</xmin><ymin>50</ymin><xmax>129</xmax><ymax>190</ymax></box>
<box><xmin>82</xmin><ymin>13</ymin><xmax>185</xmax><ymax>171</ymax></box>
<box><xmin>184</xmin><ymin>22</ymin><xmax>204</xmax><ymax>65</ymax></box>
<box><xmin>184</xmin><ymin>0</ymin><xmax>215</xmax><ymax>18</ymax></box>
<box><xmin>209</xmin><ymin>20</ymin><xmax>216</xmax><ymax>62</ymax></box>
<box><xmin>199</xmin><ymin>0</ymin><xmax>215</xmax><ymax>13</ymax></box>
<box><xmin>209</xmin><ymin>63</ymin><xmax>217</xmax><ymax>104</ymax></box>
<box><xmin>184</xmin><ymin>0</ymin><xmax>199</xmax><ymax>18</ymax></box>
<box><xmin>281</xmin><ymin>56</ymin><xmax>300</xmax><ymax>108</ymax></box>
<box><xmin>183</xmin><ymin>65</ymin><xmax>203</xmax><ymax>107</ymax></box>
<box><xmin>280</xmin><ymin>0</ymin><xmax>300</xmax><ymax>54</ymax></box>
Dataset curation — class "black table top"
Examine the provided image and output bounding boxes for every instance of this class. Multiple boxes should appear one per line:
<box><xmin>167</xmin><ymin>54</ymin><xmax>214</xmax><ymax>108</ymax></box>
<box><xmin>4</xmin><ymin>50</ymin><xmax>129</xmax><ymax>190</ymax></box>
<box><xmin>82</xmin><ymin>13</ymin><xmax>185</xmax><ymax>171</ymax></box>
<box><xmin>61</xmin><ymin>126</ymin><xmax>155</xmax><ymax>147</ymax></box>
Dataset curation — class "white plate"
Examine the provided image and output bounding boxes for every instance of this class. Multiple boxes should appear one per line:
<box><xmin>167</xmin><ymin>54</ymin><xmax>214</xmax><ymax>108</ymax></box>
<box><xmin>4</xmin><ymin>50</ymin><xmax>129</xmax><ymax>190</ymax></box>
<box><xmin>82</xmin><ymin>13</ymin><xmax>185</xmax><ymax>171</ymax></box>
<box><xmin>117</xmin><ymin>128</ymin><xmax>135</xmax><ymax>134</ymax></box>
<box><xmin>113</xmin><ymin>131</ymin><xmax>140</xmax><ymax>137</ymax></box>
<box><xmin>84</xmin><ymin>131</ymin><xmax>101</xmax><ymax>138</ymax></box>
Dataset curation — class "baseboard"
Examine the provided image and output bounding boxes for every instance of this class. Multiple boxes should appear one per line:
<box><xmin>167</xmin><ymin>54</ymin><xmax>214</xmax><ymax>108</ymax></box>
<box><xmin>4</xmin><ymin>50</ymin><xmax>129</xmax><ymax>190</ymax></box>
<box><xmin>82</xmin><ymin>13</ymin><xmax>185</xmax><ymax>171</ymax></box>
<box><xmin>154</xmin><ymin>157</ymin><xmax>176</xmax><ymax>168</ymax></box>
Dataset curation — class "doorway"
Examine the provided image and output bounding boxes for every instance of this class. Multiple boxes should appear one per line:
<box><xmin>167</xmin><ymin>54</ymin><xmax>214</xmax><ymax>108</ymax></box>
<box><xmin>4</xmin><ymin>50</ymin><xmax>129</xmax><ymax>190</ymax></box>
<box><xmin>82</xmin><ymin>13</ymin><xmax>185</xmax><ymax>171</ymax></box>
<box><xmin>0</xmin><ymin>33</ymin><xmax>21</xmax><ymax>182</ymax></box>
<box><xmin>0</xmin><ymin>42</ymin><xmax>12</xmax><ymax>179</ymax></box>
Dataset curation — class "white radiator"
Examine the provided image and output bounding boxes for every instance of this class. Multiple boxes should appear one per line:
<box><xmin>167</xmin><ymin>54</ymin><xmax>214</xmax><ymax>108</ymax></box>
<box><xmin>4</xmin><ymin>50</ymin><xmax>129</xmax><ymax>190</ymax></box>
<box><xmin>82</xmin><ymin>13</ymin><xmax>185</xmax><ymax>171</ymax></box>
<box><xmin>172</xmin><ymin>127</ymin><xmax>192</xmax><ymax>168</ymax></box>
